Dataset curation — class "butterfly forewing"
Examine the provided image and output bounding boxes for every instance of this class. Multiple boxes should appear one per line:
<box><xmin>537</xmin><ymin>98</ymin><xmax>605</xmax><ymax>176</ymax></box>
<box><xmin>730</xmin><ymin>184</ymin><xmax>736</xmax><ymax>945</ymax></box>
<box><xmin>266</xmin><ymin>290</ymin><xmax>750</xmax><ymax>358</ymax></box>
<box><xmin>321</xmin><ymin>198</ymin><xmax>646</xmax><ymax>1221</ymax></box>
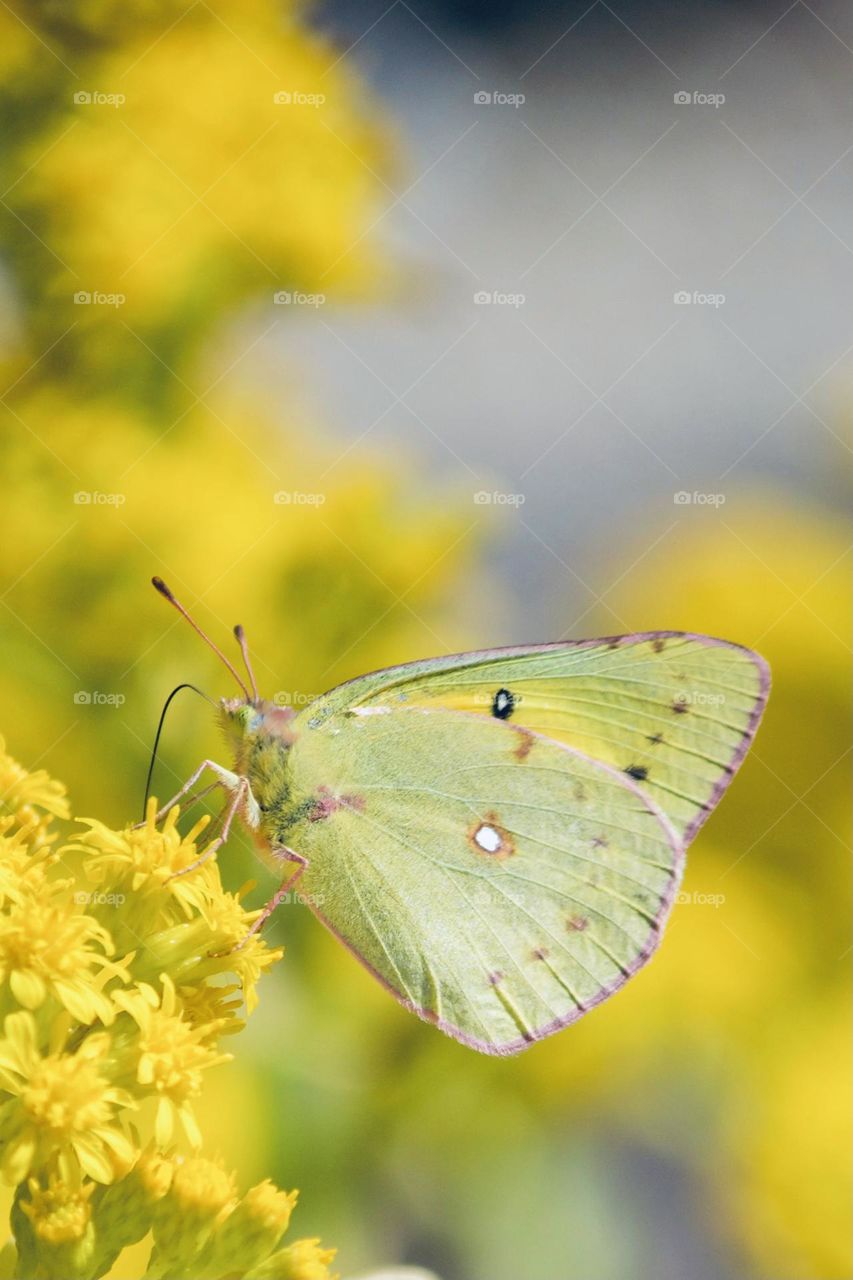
<box><xmin>282</xmin><ymin>708</ymin><xmax>682</xmax><ymax>1055</ymax></box>
<box><xmin>309</xmin><ymin>633</ymin><xmax>769</xmax><ymax>847</ymax></box>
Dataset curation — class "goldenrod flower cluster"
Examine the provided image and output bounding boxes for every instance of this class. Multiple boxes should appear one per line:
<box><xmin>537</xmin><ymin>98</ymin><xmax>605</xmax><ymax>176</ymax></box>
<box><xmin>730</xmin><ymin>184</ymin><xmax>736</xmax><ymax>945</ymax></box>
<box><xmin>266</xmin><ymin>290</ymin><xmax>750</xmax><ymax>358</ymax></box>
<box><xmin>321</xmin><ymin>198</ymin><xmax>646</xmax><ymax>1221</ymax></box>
<box><xmin>0</xmin><ymin>735</ymin><xmax>337</xmax><ymax>1280</ymax></box>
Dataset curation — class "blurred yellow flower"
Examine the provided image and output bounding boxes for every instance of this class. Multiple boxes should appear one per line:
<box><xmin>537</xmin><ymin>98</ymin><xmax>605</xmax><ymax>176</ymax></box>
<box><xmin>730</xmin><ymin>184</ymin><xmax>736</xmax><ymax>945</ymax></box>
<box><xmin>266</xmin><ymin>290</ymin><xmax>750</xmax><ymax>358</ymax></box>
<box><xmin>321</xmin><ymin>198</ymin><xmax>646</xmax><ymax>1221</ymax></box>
<box><xmin>21</xmin><ymin>1171</ymin><xmax>96</xmax><ymax>1245</ymax></box>
<box><xmin>0</xmin><ymin>733</ymin><xmax>334</xmax><ymax>1278</ymax></box>
<box><xmin>259</xmin><ymin>1236</ymin><xmax>339</xmax><ymax>1280</ymax></box>
<box><xmin>0</xmin><ymin>734</ymin><xmax>70</xmax><ymax>845</ymax></box>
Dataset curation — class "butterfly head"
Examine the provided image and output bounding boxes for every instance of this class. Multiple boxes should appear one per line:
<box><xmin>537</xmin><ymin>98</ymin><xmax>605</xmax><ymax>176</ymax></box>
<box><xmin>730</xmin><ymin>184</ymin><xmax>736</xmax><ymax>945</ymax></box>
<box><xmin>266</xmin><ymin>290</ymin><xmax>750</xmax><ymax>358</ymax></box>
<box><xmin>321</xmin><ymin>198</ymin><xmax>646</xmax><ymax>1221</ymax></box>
<box><xmin>150</xmin><ymin>576</ymin><xmax>297</xmax><ymax>766</ymax></box>
<box><xmin>219</xmin><ymin>696</ymin><xmax>298</xmax><ymax>768</ymax></box>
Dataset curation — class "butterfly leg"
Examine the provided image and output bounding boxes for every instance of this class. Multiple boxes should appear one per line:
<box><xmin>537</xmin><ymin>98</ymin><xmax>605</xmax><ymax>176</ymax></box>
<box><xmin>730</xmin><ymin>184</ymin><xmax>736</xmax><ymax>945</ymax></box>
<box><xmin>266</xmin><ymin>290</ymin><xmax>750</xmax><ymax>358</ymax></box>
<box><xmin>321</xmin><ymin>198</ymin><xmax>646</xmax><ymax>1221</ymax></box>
<box><xmin>133</xmin><ymin>759</ymin><xmax>241</xmax><ymax>828</ymax></box>
<box><xmin>168</xmin><ymin>775</ymin><xmax>250</xmax><ymax>881</ymax></box>
<box><xmin>233</xmin><ymin>847</ymin><xmax>309</xmax><ymax>950</ymax></box>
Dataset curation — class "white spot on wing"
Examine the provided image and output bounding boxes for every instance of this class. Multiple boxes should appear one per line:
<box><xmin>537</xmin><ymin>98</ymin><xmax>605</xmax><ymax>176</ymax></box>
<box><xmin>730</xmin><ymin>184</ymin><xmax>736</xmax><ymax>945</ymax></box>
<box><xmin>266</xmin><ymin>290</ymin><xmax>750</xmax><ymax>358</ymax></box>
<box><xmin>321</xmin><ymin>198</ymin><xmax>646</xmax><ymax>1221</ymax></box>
<box><xmin>351</xmin><ymin>706</ymin><xmax>391</xmax><ymax>717</ymax></box>
<box><xmin>474</xmin><ymin>824</ymin><xmax>502</xmax><ymax>854</ymax></box>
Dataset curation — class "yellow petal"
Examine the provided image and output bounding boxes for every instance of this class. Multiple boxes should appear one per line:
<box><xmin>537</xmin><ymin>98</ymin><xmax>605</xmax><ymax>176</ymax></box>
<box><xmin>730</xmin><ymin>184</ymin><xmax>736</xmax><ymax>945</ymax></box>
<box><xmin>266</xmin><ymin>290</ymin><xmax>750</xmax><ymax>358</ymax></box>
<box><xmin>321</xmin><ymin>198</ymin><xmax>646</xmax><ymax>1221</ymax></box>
<box><xmin>154</xmin><ymin>1096</ymin><xmax>174</xmax><ymax>1148</ymax></box>
<box><xmin>74</xmin><ymin>1134</ymin><xmax>116</xmax><ymax>1184</ymax></box>
<box><xmin>9</xmin><ymin>969</ymin><xmax>46</xmax><ymax>1010</ymax></box>
<box><xmin>1</xmin><ymin>1130</ymin><xmax>36</xmax><ymax>1185</ymax></box>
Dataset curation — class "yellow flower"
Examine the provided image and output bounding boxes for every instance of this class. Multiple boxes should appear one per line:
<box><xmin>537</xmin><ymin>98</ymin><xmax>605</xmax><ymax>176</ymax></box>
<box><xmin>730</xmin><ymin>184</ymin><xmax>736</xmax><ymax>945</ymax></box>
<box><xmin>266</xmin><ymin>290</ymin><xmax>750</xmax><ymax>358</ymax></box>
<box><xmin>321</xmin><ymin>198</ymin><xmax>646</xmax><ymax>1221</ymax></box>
<box><xmin>148</xmin><ymin>1155</ymin><xmax>237</xmax><ymax>1276</ymax></box>
<box><xmin>87</xmin><ymin>1145</ymin><xmax>175</xmax><ymax>1270</ymax></box>
<box><xmin>0</xmin><ymin>733</ymin><xmax>321</xmax><ymax>1277</ymax></box>
<box><xmin>13</xmin><ymin>1172</ymin><xmax>98</xmax><ymax>1280</ymax></box>
<box><xmin>0</xmin><ymin>735</ymin><xmax>69</xmax><ymax>840</ymax></box>
<box><xmin>0</xmin><ymin>1012</ymin><xmax>136</xmax><ymax>1185</ymax></box>
<box><xmin>75</xmin><ymin>803</ymin><xmax>216</xmax><ymax>923</ymax></box>
<box><xmin>0</xmin><ymin>822</ymin><xmax>52</xmax><ymax>910</ymax></box>
<box><xmin>194</xmin><ymin>1180</ymin><xmax>298</xmax><ymax>1277</ymax></box>
<box><xmin>114</xmin><ymin>975</ymin><xmax>231</xmax><ymax>1147</ymax></box>
<box><xmin>0</xmin><ymin>893</ymin><xmax>120</xmax><ymax>1024</ymax></box>
<box><xmin>179</xmin><ymin>979</ymin><xmax>245</xmax><ymax>1037</ymax></box>
<box><xmin>198</xmin><ymin>884</ymin><xmax>283</xmax><ymax>1015</ymax></box>
<box><xmin>20</xmin><ymin>1173</ymin><xmax>95</xmax><ymax>1244</ymax></box>
<box><xmin>252</xmin><ymin>1237</ymin><xmax>339</xmax><ymax>1280</ymax></box>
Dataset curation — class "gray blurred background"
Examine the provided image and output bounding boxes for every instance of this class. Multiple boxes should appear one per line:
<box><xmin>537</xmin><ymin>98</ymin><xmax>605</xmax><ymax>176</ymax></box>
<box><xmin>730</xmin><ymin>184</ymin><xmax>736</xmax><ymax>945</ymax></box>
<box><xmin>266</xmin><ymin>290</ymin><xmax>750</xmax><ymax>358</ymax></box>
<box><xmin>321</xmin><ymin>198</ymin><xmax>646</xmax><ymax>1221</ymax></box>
<box><xmin>242</xmin><ymin>0</ymin><xmax>853</xmax><ymax>637</ymax></box>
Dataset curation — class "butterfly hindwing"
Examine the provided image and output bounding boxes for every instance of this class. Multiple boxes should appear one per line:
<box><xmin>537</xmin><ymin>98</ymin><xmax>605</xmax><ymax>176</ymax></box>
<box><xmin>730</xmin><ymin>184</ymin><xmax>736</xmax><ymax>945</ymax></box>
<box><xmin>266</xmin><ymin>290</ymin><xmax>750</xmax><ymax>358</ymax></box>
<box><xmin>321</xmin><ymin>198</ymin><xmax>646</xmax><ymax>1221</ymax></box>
<box><xmin>280</xmin><ymin>707</ymin><xmax>682</xmax><ymax>1055</ymax></box>
<box><xmin>307</xmin><ymin>632</ymin><xmax>770</xmax><ymax>848</ymax></box>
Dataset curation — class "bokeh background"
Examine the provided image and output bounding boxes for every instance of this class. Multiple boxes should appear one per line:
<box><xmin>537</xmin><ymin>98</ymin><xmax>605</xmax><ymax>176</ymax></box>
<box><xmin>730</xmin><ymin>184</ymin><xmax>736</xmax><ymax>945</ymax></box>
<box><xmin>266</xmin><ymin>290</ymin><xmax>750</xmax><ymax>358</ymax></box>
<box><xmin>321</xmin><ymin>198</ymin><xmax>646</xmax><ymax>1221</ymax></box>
<box><xmin>0</xmin><ymin>1</ymin><xmax>850</xmax><ymax>1277</ymax></box>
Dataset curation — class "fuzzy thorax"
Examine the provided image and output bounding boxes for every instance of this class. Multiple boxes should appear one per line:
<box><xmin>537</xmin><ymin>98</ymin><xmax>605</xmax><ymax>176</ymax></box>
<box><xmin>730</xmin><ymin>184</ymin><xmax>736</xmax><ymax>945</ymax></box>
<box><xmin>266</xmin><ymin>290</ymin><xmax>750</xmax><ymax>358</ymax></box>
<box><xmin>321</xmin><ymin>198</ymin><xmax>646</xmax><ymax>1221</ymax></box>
<box><xmin>218</xmin><ymin>698</ymin><xmax>297</xmax><ymax>817</ymax></box>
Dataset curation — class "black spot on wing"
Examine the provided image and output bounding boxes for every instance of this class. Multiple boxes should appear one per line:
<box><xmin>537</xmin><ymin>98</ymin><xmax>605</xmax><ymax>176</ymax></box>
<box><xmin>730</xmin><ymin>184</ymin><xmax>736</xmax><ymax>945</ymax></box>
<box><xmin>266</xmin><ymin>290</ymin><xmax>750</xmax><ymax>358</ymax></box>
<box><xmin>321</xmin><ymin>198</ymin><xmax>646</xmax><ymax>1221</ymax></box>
<box><xmin>624</xmin><ymin>764</ymin><xmax>649</xmax><ymax>781</ymax></box>
<box><xmin>492</xmin><ymin>687</ymin><xmax>515</xmax><ymax>720</ymax></box>
<box><xmin>646</xmin><ymin>732</ymin><xmax>664</xmax><ymax>745</ymax></box>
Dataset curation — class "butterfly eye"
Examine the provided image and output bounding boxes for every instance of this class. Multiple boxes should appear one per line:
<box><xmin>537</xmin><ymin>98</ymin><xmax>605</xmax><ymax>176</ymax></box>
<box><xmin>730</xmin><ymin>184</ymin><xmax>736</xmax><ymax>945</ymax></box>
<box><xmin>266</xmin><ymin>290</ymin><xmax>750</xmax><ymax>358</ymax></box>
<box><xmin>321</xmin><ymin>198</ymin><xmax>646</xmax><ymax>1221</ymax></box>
<box><xmin>235</xmin><ymin>705</ymin><xmax>252</xmax><ymax>729</ymax></box>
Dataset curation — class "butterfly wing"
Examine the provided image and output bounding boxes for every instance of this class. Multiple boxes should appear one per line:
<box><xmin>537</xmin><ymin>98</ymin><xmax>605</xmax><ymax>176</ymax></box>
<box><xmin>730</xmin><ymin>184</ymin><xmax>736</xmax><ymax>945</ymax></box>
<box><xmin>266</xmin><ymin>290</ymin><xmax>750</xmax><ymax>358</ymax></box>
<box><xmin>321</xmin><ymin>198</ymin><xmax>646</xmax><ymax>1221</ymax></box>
<box><xmin>306</xmin><ymin>633</ymin><xmax>770</xmax><ymax>847</ymax></box>
<box><xmin>281</xmin><ymin>707</ymin><xmax>682</xmax><ymax>1055</ymax></box>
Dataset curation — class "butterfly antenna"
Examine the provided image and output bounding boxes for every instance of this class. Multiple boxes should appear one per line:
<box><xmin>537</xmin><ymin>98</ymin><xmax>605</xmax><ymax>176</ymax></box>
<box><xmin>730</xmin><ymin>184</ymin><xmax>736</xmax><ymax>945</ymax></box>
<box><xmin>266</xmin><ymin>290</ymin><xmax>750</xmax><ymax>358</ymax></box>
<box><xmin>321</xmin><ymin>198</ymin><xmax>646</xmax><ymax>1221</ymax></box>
<box><xmin>233</xmin><ymin>625</ymin><xmax>260</xmax><ymax>703</ymax></box>
<box><xmin>151</xmin><ymin>577</ymin><xmax>251</xmax><ymax>700</ymax></box>
<box><xmin>142</xmin><ymin>682</ymin><xmax>215</xmax><ymax>820</ymax></box>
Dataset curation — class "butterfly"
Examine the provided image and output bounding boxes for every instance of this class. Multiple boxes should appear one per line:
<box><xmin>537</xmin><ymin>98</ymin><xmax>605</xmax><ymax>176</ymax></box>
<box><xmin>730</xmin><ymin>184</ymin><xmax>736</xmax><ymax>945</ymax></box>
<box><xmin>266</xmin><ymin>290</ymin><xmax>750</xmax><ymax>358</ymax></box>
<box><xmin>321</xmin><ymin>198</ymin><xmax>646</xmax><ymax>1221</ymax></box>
<box><xmin>147</xmin><ymin>578</ymin><xmax>770</xmax><ymax>1056</ymax></box>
